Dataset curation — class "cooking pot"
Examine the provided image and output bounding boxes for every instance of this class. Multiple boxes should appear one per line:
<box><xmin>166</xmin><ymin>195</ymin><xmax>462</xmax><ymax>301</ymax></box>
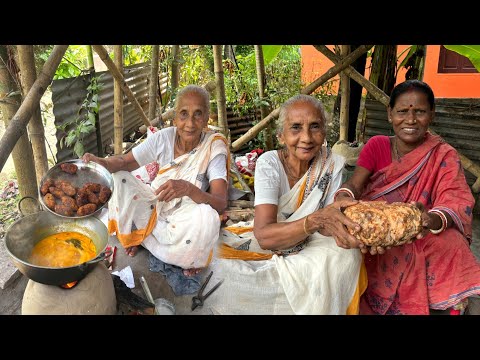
<box><xmin>5</xmin><ymin>209</ymin><xmax>110</xmax><ymax>286</ymax></box>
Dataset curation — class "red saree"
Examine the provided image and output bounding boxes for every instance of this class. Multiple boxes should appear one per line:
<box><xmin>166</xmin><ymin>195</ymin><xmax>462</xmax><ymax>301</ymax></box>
<box><xmin>359</xmin><ymin>133</ymin><xmax>480</xmax><ymax>315</ymax></box>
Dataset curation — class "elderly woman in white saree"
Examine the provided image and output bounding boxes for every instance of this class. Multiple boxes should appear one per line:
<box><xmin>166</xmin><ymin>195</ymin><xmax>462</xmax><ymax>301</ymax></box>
<box><xmin>208</xmin><ymin>94</ymin><xmax>368</xmax><ymax>314</ymax></box>
<box><xmin>82</xmin><ymin>85</ymin><xmax>228</xmax><ymax>277</ymax></box>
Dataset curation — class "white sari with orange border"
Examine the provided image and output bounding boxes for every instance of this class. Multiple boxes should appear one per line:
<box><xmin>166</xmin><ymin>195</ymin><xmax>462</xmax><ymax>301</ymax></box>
<box><xmin>108</xmin><ymin>130</ymin><xmax>228</xmax><ymax>269</ymax></box>
<box><xmin>208</xmin><ymin>147</ymin><xmax>366</xmax><ymax>314</ymax></box>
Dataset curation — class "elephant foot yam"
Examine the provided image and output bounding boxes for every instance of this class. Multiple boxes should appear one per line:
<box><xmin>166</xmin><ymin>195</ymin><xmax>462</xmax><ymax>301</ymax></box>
<box><xmin>343</xmin><ymin>201</ymin><xmax>422</xmax><ymax>247</ymax></box>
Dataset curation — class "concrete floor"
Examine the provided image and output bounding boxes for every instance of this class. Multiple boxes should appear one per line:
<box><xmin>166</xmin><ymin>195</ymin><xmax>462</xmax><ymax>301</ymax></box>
<box><xmin>1</xmin><ymin>215</ymin><xmax>480</xmax><ymax>315</ymax></box>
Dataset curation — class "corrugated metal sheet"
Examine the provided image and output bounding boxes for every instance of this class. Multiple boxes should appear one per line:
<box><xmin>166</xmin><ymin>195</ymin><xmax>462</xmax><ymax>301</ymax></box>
<box><xmin>364</xmin><ymin>98</ymin><xmax>480</xmax><ymax>186</ymax></box>
<box><xmin>226</xmin><ymin>108</ymin><xmax>259</xmax><ymax>154</ymax></box>
<box><xmin>52</xmin><ymin>63</ymin><xmax>168</xmax><ymax>162</ymax></box>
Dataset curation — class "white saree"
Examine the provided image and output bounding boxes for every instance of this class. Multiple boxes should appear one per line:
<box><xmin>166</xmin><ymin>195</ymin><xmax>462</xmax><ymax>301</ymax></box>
<box><xmin>208</xmin><ymin>148</ymin><xmax>363</xmax><ymax>314</ymax></box>
<box><xmin>108</xmin><ymin>130</ymin><xmax>228</xmax><ymax>269</ymax></box>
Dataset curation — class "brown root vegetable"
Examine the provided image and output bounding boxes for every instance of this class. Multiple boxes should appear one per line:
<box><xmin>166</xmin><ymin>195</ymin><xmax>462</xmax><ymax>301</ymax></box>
<box><xmin>98</xmin><ymin>186</ymin><xmax>112</xmax><ymax>203</ymax></box>
<box><xmin>76</xmin><ymin>188</ymin><xmax>90</xmax><ymax>207</ymax></box>
<box><xmin>49</xmin><ymin>186</ymin><xmax>65</xmax><ymax>199</ymax></box>
<box><xmin>60</xmin><ymin>163</ymin><xmax>78</xmax><ymax>175</ymax></box>
<box><xmin>59</xmin><ymin>181</ymin><xmax>76</xmax><ymax>196</ymax></box>
<box><xmin>86</xmin><ymin>191</ymin><xmax>100</xmax><ymax>205</ymax></box>
<box><xmin>77</xmin><ymin>203</ymin><xmax>97</xmax><ymax>216</ymax></box>
<box><xmin>54</xmin><ymin>204</ymin><xmax>74</xmax><ymax>217</ymax></box>
<box><xmin>61</xmin><ymin>196</ymin><xmax>78</xmax><ymax>212</ymax></box>
<box><xmin>40</xmin><ymin>179</ymin><xmax>55</xmax><ymax>196</ymax></box>
<box><xmin>343</xmin><ymin>201</ymin><xmax>423</xmax><ymax>247</ymax></box>
<box><xmin>82</xmin><ymin>182</ymin><xmax>101</xmax><ymax>193</ymax></box>
<box><xmin>43</xmin><ymin>193</ymin><xmax>56</xmax><ymax>210</ymax></box>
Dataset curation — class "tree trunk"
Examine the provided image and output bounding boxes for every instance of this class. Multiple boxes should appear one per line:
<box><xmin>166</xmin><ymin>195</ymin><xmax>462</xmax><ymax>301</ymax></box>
<box><xmin>16</xmin><ymin>45</ymin><xmax>48</xmax><ymax>185</ymax></box>
<box><xmin>171</xmin><ymin>45</ymin><xmax>180</xmax><ymax>93</ymax></box>
<box><xmin>0</xmin><ymin>46</ymin><xmax>38</xmax><ymax>213</ymax></box>
<box><xmin>254</xmin><ymin>45</ymin><xmax>273</xmax><ymax>150</ymax></box>
<box><xmin>368</xmin><ymin>45</ymin><xmax>397</xmax><ymax>98</ymax></box>
<box><xmin>86</xmin><ymin>45</ymin><xmax>94</xmax><ymax>71</ymax></box>
<box><xmin>113</xmin><ymin>45</ymin><xmax>123</xmax><ymax>155</ymax></box>
<box><xmin>148</xmin><ymin>45</ymin><xmax>159</xmax><ymax>120</ymax></box>
<box><xmin>91</xmin><ymin>45</ymin><xmax>151</xmax><ymax>127</ymax></box>
<box><xmin>213</xmin><ymin>45</ymin><xmax>228</xmax><ymax>137</ymax></box>
<box><xmin>405</xmin><ymin>45</ymin><xmax>427</xmax><ymax>81</ymax></box>
<box><xmin>339</xmin><ymin>45</ymin><xmax>350</xmax><ymax>141</ymax></box>
<box><xmin>348</xmin><ymin>44</ymin><xmax>368</xmax><ymax>142</ymax></box>
<box><xmin>0</xmin><ymin>45</ymin><xmax>68</xmax><ymax>174</ymax></box>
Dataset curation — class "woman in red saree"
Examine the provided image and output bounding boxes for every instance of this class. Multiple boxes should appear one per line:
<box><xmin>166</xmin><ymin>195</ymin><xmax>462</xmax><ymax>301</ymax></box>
<box><xmin>336</xmin><ymin>80</ymin><xmax>480</xmax><ymax>314</ymax></box>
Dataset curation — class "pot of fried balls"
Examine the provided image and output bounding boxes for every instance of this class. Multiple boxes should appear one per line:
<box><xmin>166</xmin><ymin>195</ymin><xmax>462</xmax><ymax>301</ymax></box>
<box><xmin>39</xmin><ymin>159</ymin><xmax>113</xmax><ymax>218</ymax></box>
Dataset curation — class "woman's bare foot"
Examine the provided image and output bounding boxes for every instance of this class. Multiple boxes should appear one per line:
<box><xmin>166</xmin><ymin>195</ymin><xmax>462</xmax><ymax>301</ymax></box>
<box><xmin>125</xmin><ymin>246</ymin><xmax>138</xmax><ymax>257</ymax></box>
<box><xmin>183</xmin><ymin>268</ymin><xmax>203</xmax><ymax>277</ymax></box>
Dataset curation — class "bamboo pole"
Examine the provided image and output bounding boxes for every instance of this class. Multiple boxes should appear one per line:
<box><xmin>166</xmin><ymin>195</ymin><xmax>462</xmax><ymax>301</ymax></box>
<box><xmin>314</xmin><ymin>45</ymin><xmax>480</xmax><ymax>188</ymax></box>
<box><xmin>254</xmin><ymin>45</ymin><xmax>273</xmax><ymax>150</ymax></box>
<box><xmin>213</xmin><ymin>45</ymin><xmax>228</xmax><ymax>137</ymax></box>
<box><xmin>0</xmin><ymin>45</ymin><xmax>68</xmax><ymax>173</ymax></box>
<box><xmin>16</xmin><ymin>45</ymin><xmax>49</xmax><ymax>184</ymax></box>
<box><xmin>86</xmin><ymin>45</ymin><xmax>103</xmax><ymax>157</ymax></box>
<box><xmin>314</xmin><ymin>45</ymin><xmax>390</xmax><ymax>106</ymax></box>
<box><xmin>231</xmin><ymin>46</ymin><xmax>372</xmax><ymax>152</ymax></box>
<box><xmin>148</xmin><ymin>45</ymin><xmax>159</xmax><ymax>120</ymax></box>
<box><xmin>113</xmin><ymin>45</ymin><xmax>124</xmax><ymax>155</ymax></box>
<box><xmin>301</xmin><ymin>45</ymin><xmax>373</xmax><ymax>95</ymax></box>
<box><xmin>339</xmin><ymin>45</ymin><xmax>350</xmax><ymax>141</ymax></box>
<box><xmin>0</xmin><ymin>45</ymin><xmax>37</xmax><ymax>213</ymax></box>
<box><xmin>91</xmin><ymin>45</ymin><xmax>151</xmax><ymax>127</ymax></box>
<box><xmin>171</xmin><ymin>45</ymin><xmax>180</xmax><ymax>93</ymax></box>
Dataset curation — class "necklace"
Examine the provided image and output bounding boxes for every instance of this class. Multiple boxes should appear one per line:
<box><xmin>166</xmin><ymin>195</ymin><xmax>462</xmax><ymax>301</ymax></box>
<box><xmin>281</xmin><ymin>148</ymin><xmax>303</xmax><ymax>181</ymax></box>
<box><xmin>393</xmin><ymin>137</ymin><xmax>403</xmax><ymax>160</ymax></box>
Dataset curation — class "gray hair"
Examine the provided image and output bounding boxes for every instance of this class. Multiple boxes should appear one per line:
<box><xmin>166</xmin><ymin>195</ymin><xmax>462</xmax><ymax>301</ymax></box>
<box><xmin>276</xmin><ymin>94</ymin><xmax>327</xmax><ymax>135</ymax></box>
<box><xmin>174</xmin><ymin>85</ymin><xmax>210</xmax><ymax>116</ymax></box>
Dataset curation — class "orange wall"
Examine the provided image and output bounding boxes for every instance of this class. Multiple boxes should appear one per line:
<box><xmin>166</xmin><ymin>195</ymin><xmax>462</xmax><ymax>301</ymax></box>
<box><xmin>301</xmin><ymin>45</ymin><xmax>480</xmax><ymax>98</ymax></box>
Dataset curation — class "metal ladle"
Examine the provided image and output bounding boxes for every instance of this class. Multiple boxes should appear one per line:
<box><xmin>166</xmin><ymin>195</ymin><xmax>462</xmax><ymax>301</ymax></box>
<box><xmin>139</xmin><ymin>276</ymin><xmax>175</xmax><ymax>315</ymax></box>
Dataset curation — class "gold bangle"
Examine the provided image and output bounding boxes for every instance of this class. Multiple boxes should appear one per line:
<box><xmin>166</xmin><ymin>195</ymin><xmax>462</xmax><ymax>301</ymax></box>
<box><xmin>303</xmin><ymin>215</ymin><xmax>313</xmax><ymax>236</ymax></box>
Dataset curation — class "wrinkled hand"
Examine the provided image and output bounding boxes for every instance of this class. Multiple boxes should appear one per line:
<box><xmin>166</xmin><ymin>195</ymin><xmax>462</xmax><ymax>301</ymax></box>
<box><xmin>155</xmin><ymin>179</ymin><xmax>192</xmax><ymax>202</ymax></box>
<box><xmin>82</xmin><ymin>152</ymin><xmax>100</xmax><ymax>164</ymax></box>
<box><xmin>312</xmin><ymin>198</ymin><xmax>364</xmax><ymax>250</ymax></box>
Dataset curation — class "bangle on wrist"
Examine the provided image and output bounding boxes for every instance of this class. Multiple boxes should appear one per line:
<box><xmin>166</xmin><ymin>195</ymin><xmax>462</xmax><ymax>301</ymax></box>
<box><xmin>303</xmin><ymin>215</ymin><xmax>313</xmax><ymax>236</ymax></box>
<box><xmin>334</xmin><ymin>187</ymin><xmax>355</xmax><ymax>201</ymax></box>
<box><xmin>428</xmin><ymin>209</ymin><xmax>447</xmax><ymax>234</ymax></box>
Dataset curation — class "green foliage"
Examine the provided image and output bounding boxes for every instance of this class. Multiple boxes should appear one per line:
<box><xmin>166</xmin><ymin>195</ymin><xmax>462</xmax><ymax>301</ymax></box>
<box><xmin>123</xmin><ymin>45</ymin><xmax>153</xmax><ymax>66</ymax></box>
<box><xmin>444</xmin><ymin>45</ymin><xmax>480</xmax><ymax>72</ymax></box>
<box><xmin>57</xmin><ymin>75</ymin><xmax>104</xmax><ymax>158</ymax></box>
<box><xmin>262</xmin><ymin>45</ymin><xmax>283</xmax><ymax>66</ymax></box>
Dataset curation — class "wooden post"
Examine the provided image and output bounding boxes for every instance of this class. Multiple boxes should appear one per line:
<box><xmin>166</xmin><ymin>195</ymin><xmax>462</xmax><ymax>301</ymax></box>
<box><xmin>213</xmin><ymin>45</ymin><xmax>228</xmax><ymax>136</ymax></box>
<box><xmin>16</xmin><ymin>45</ymin><xmax>49</xmax><ymax>184</ymax></box>
<box><xmin>339</xmin><ymin>45</ymin><xmax>350</xmax><ymax>141</ymax></box>
<box><xmin>171</xmin><ymin>45</ymin><xmax>180</xmax><ymax>93</ymax></box>
<box><xmin>148</xmin><ymin>45</ymin><xmax>159</xmax><ymax>120</ymax></box>
<box><xmin>113</xmin><ymin>45</ymin><xmax>123</xmax><ymax>155</ymax></box>
<box><xmin>86</xmin><ymin>45</ymin><xmax>103</xmax><ymax>157</ymax></box>
<box><xmin>91</xmin><ymin>45</ymin><xmax>151</xmax><ymax>127</ymax></box>
<box><xmin>0</xmin><ymin>45</ymin><xmax>68</xmax><ymax>173</ymax></box>
<box><xmin>254</xmin><ymin>45</ymin><xmax>273</xmax><ymax>150</ymax></box>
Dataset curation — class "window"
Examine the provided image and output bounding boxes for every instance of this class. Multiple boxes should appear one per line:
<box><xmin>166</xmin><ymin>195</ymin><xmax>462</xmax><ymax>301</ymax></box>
<box><xmin>438</xmin><ymin>46</ymin><xmax>478</xmax><ymax>73</ymax></box>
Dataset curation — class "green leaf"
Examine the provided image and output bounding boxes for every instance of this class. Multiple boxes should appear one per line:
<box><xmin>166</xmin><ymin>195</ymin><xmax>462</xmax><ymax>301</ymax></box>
<box><xmin>444</xmin><ymin>45</ymin><xmax>480</xmax><ymax>72</ymax></box>
<box><xmin>74</xmin><ymin>141</ymin><xmax>84</xmax><ymax>158</ymax></box>
<box><xmin>261</xmin><ymin>46</ymin><xmax>283</xmax><ymax>66</ymax></box>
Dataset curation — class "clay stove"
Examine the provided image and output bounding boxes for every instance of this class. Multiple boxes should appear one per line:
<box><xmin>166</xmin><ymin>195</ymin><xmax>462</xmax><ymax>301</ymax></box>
<box><xmin>22</xmin><ymin>262</ymin><xmax>117</xmax><ymax>315</ymax></box>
